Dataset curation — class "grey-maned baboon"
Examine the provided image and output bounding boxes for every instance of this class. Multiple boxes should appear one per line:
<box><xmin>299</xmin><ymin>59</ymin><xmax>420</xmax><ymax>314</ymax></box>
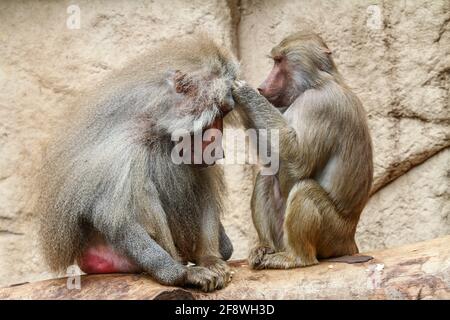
<box><xmin>37</xmin><ymin>35</ymin><xmax>238</xmax><ymax>292</ymax></box>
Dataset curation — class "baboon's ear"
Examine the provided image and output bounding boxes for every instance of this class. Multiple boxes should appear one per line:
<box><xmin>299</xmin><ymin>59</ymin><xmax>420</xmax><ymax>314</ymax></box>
<box><xmin>173</xmin><ymin>70</ymin><xmax>196</xmax><ymax>95</ymax></box>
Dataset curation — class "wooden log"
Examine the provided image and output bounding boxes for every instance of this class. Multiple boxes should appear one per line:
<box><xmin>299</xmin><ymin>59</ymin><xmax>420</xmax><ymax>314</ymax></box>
<box><xmin>1</xmin><ymin>236</ymin><xmax>449</xmax><ymax>300</ymax></box>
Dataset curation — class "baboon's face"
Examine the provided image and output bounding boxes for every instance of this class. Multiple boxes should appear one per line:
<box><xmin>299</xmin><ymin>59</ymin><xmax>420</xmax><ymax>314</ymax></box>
<box><xmin>172</xmin><ymin>70</ymin><xmax>235</xmax><ymax>167</ymax></box>
<box><xmin>257</xmin><ymin>56</ymin><xmax>293</xmax><ymax>108</ymax></box>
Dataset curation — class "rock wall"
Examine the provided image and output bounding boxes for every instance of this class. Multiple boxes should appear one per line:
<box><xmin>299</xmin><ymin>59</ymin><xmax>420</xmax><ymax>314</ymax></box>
<box><xmin>0</xmin><ymin>0</ymin><xmax>448</xmax><ymax>287</ymax></box>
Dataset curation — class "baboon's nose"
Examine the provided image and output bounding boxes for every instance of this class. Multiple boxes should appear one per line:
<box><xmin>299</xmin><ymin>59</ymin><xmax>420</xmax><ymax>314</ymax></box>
<box><xmin>258</xmin><ymin>79</ymin><xmax>269</xmax><ymax>95</ymax></box>
<box><xmin>257</xmin><ymin>84</ymin><xmax>268</xmax><ymax>96</ymax></box>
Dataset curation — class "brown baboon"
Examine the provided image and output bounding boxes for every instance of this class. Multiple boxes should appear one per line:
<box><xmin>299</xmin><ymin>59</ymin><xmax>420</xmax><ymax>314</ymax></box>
<box><xmin>232</xmin><ymin>32</ymin><xmax>373</xmax><ymax>269</ymax></box>
<box><xmin>37</xmin><ymin>34</ymin><xmax>238</xmax><ymax>292</ymax></box>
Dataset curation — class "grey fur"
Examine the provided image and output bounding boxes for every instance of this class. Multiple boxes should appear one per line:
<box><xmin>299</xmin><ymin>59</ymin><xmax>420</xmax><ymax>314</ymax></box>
<box><xmin>36</xmin><ymin>34</ymin><xmax>238</xmax><ymax>290</ymax></box>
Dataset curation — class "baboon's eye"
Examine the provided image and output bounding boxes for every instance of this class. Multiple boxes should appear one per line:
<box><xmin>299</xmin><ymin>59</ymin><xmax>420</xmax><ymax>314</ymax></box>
<box><xmin>273</xmin><ymin>56</ymin><xmax>283</xmax><ymax>64</ymax></box>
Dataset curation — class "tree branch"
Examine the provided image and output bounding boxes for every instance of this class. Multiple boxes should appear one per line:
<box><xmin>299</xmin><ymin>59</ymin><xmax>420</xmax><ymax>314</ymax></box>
<box><xmin>1</xmin><ymin>236</ymin><xmax>449</xmax><ymax>300</ymax></box>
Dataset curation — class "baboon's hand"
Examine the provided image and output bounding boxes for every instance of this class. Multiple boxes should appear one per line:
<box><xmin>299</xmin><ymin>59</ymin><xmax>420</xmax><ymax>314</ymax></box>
<box><xmin>184</xmin><ymin>265</ymin><xmax>228</xmax><ymax>292</ymax></box>
<box><xmin>232</xmin><ymin>79</ymin><xmax>248</xmax><ymax>89</ymax></box>
<box><xmin>231</xmin><ymin>80</ymin><xmax>261</xmax><ymax>105</ymax></box>
<box><xmin>248</xmin><ymin>246</ymin><xmax>275</xmax><ymax>270</ymax></box>
<box><xmin>198</xmin><ymin>256</ymin><xmax>232</xmax><ymax>289</ymax></box>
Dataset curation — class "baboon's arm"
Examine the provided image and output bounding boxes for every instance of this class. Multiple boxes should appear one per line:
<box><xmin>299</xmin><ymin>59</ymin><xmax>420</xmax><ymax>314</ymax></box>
<box><xmin>106</xmin><ymin>221</ymin><xmax>187</xmax><ymax>286</ymax></box>
<box><xmin>232</xmin><ymin>82</ymin><xmax>317</xmax><ymax>179</ymax></box>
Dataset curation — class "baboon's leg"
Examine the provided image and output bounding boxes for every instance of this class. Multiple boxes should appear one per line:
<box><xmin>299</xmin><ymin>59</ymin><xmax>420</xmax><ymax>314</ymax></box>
<box><xmin>219</xmin><ymin>223</ymin><xmax>233</xmax><ymax>261</ymax></box>
<box><xmin>248</xmin><ymin>173</ymin><xmax>285</xmax><ymax>268</ymax></box>
<box><xmin>254</xmin><ymin>179</ymin><xmax>340</xmax><ymax>269</ymax></box>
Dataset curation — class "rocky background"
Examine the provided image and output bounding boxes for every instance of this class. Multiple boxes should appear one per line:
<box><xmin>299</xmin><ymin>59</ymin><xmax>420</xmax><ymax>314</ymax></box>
<box><xmin>0</xmin><ymin>0</ymin><xmax>448</xmax><ymax>287</ymax></box>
